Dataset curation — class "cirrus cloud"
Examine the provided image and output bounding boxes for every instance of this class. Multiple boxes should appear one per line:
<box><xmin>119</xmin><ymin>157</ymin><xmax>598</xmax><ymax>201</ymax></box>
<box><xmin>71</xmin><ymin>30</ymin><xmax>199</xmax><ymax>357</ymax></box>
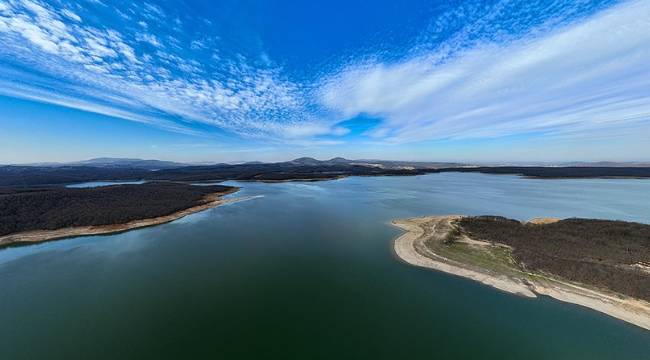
<box><xmin>0</xmin><ymin>0</ymin><xmax>649</xmax><ymax>148</ymax></box>
<box><xmin>320</xmin><ymin>0</ymin><xmax>650</xmax><ymax>143</ymax></box>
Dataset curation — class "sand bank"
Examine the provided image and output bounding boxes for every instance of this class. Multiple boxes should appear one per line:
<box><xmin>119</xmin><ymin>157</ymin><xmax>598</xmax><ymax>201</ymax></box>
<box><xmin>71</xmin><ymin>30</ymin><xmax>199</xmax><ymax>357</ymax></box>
<box><xmin>392</xmin><ymin>215</ymin><xmax>650</xmax><ymax>331</ymax></box>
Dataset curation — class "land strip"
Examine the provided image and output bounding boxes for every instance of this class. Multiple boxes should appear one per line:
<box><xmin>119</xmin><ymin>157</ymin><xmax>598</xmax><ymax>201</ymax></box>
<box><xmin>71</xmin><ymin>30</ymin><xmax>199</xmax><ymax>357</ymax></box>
<box><xmin>0</xmin><ymin>183</ymin><xmax>246</xmax><ymax>246</ymax></box>
<box><xmin>3</xmin><ymin>160</ymin><xmax>650</xmax><ymax>188</ymax></box>
<box><xmin>392</xmin><ymin>216</ymin><xmax>650</xmax><ymax>331</ymax></box>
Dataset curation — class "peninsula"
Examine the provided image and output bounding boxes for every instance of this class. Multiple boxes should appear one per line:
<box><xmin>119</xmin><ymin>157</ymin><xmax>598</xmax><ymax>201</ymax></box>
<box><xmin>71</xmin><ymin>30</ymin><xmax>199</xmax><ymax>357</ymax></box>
<box><xmin>392</xmin><ymin>215</ymin><xmax>650</xmax><ymax>330</ymax></box>
<box><xmin>0</xmin><ymin>182</ymin><xmax>240</xmax><ymax>246</ymax></box>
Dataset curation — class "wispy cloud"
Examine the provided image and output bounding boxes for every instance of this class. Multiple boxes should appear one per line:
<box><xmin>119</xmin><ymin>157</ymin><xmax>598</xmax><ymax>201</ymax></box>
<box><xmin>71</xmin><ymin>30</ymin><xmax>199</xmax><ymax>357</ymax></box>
<box><xmin>0</xmin><ymin>0</ymin><xmax>648</xmax><ymax>147</ymax></box>
<box><xmin>320</xmin><ymin>0</ymin><xmax>650</xmax><ymax>143</ymax></box>
<box><xmin>0</xmin><ymin>0</ymin><xmax>334</xmax><ymax>141</ymax></box>
<box><xmin>135</xmin><ymin>32</ymin><xmax>161</xmax><ymax>47</ymax></box>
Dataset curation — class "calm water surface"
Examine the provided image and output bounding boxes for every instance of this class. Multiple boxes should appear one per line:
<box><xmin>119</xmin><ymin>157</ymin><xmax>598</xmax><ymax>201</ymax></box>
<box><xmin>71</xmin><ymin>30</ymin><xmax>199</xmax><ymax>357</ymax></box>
<box><xmin>1</xmin><ymin>173</ymin><xmax>649</xmax><ymax>359</ymax></box>
<box><xmin>66</xmin><ymin>180</ymin><xmax>147</xmax><ymax>188</ymax></box>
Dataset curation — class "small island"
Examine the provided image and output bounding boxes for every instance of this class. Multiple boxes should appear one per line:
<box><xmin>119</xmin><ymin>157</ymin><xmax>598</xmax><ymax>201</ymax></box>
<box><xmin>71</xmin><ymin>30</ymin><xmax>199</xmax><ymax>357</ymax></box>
<box><xmin>392</xmin><ymin>215</ymin><xmax>650</xmax><ymax>330</ymax></box>
<box><xmin>0</xmin><ymin>182</ymin><xmax>242</xmax><ymax>246</ymax></box>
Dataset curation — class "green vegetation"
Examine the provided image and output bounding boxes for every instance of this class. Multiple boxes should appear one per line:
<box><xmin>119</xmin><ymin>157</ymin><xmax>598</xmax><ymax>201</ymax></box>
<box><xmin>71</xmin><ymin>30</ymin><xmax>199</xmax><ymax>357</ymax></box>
<box><xmin>426</xmin><ymin>227</ymin><xmax>522</xmax><ymax>277</ymax></box>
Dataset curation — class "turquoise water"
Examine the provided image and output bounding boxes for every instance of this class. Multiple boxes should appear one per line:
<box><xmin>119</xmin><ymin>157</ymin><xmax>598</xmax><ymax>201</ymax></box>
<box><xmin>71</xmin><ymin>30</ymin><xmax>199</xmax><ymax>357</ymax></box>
<box><xmin>1</xmin><ymin>173</ymin><xmax>649</xmax><ymax>359</ymax></box>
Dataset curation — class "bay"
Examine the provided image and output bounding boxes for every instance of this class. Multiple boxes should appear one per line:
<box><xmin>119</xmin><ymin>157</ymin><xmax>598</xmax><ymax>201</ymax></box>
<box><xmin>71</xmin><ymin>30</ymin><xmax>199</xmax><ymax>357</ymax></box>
<box><xmin>1</xmin><ymin>173</ymin><xmax>649</xmax><ymax>359</ymax></box>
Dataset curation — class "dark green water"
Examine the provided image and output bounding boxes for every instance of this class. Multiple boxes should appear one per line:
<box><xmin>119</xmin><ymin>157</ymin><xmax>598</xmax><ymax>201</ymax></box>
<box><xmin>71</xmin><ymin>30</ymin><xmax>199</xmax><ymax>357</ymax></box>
<box><xmin>1</xmin><ymin>173</ymin><xmax>649</xmax><ymax>359</ymax></box>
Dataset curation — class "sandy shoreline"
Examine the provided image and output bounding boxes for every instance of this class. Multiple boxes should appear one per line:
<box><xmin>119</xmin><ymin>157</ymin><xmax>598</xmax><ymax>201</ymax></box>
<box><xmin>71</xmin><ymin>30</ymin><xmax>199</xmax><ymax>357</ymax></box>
<box><xmin>0</xmin><ymin>189</ymin><xmax>259</xmax><ymax>247</ymax></box>
<box><xmin>392</xmin><ymin>215</ymin><xmax>650</xmax><ymax>331</ymax></box>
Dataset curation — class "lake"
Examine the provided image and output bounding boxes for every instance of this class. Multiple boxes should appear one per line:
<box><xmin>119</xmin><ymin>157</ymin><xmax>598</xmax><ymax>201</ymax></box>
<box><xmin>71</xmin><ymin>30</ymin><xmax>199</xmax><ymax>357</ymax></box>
<box><xmin>65</xmin><ymin>180</ymin><xmax>147</xmax><ymax>188</ymax></box>
<box><xmin>1</xmin><ymin>173</ymin><xmax>649</xmax><ymax>359</ymax></box>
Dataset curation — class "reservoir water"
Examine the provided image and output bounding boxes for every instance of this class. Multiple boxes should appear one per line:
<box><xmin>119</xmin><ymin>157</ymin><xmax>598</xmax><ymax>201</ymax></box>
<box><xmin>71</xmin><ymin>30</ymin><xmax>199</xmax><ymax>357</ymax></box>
<box><xmin>1</xmin><ymin>173</ymin><xmax>649</xmax><ymax>359</ymax></box>
<box><xmin>65</xmin><ymin>180</ymin><xmax>147</xmax><ymax>188</ymax></box>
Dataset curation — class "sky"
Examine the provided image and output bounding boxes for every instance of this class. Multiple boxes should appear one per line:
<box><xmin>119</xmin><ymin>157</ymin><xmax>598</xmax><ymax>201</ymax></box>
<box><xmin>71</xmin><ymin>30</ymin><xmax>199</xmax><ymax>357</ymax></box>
<box><xmin>1</xmin><ymin>0</ymin><xmax>649</xmax><ymax>164</ymax></box>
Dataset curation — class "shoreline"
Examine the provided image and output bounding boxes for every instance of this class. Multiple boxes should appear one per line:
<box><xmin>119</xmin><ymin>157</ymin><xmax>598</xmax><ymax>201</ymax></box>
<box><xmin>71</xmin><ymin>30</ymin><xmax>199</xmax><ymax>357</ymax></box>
<box><xmin>392</xmin><ymin>215</ymin><xmax>650</xmax><ymax>331</ymax></box>
<box><xmin>0</xmin><ymin>188</ymin><xmax>257</xmax><ymax>247</ymax></box>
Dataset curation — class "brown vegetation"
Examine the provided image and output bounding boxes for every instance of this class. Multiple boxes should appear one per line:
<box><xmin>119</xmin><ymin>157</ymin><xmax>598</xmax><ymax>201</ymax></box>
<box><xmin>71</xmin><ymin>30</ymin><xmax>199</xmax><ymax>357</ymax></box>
<box><xmin>0</xmin><ymin>182</ymin><xmax>235</xmax><ymax>237</ymax></box>
<box><xmin>2</xmin><ymin>162</ymin><xmax>650</xmax><ymax>188</ymax></box>
<box><xmin>456</xmin><ymin>216</ymin><xmax>650</xmax><ymax>301</ymax></box>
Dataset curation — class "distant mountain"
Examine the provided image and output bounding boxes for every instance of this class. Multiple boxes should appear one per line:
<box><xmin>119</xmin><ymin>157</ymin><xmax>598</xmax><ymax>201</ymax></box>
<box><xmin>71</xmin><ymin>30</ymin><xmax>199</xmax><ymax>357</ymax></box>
<box><xmin>285</xmin><ymin>157</ymin><xmax>464</xmax><ymax>169</ymax></box>
<box><xmin>3</xmin><ymin>158</ymin><xmax>650</xmax><ymax>187</ymax></box>
<box><xmin>324</xmin><ymin>157</ymin><xmax>351</xmax><ymax>164</ymax></box>
<box><xmin>559</xmin><ymin>161</ymin><xmax>650</xmax><ymax>167</ymax></box>
<box><xmin>472</xmin><ymin>161</ymin><xmax>650</xmax><ymax>167</ymax></box>
<box><xmin>72</xmin><ymin>158</ymin><xmax>187</xmax><ymax>169</ymax></box>
<box><xmin>14</xmin><ymin>157</ymin><xmax>648</xmax><ymax>170</ymax></box>
<box><xmin>350</xmin><ymin>159</ymin><xmax>465</xmax><ymax>170</ymax></box>
<box><xmin>288</xmin><ymin>157</ymin><xmax>324</xmax><ymax>166</ymax></box>
<box><xmin>16</xmin><ymin>158</ymin><xmax>188</xmax><ymax>170</ymax></box>
<box><xmin>287</xmin><ymin>157</ymin><xmax>359</xmax><ymax>166</ymax></box>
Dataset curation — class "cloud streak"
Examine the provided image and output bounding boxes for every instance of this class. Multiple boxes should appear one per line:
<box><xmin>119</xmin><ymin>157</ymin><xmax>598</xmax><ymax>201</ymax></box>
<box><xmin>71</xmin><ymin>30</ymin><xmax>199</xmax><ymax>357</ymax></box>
<box><xmin>1</xmin><ymin>0</ymin><xmax>649</xmax><ymax>147</ymax></box>
<box><xmin>0</xmin><ymin>0</ymin><xmax>328</xmax><ymax>141</ymax></box>
<box><xmin>320</xmin><ymin>0</ymin><xmax>650</xmax><ymax>143</ymax></box>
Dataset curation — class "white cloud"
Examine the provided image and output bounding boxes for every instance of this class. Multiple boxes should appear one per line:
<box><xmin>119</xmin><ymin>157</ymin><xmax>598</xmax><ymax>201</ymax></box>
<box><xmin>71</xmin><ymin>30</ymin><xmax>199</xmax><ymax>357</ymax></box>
<box><xmin>84</xmin><ymin>35</ymin><xmax>117</xmax><ymax>57</ymax></box>
<box><xmin>61</xmin><ymin>9</ymin><xmax>81</xmax><ymax>22</ymax></box>
<box><xmin>320</xmin><ymin>0</ymin><xmax>650</xmax><ymax>143</ymax></box>
<box><xmin>142</xmin><ymin>2</ymin><xmax>164</xmax><ymax>20</ymax></box>
<box><xmin>21</xmin><ymin>0</ymin><xmax>48</xmax><ymax>17</ymax></box>
<box><xmin>0</xmin><ymin>0</ymin><xmax>320</xmax><ymax>141</ymax></box>
<box><xmin>190</xmin><ymin>39</ymin><xmax>206</xmax><ymax>50</ymax></box>
<box><xmin>2</xmin><ymin>0</ymin><xmax>647</xmax><ymax>148</ymax></box>
<box><xmin>0</xmin><ymin>75</ymin><xmax>200</xmax><ymax>135</ymax></box>
<box><xmin>135</xmin><ymin>32</ymin><xmax>161</xmax><ymax>47</ymax></box>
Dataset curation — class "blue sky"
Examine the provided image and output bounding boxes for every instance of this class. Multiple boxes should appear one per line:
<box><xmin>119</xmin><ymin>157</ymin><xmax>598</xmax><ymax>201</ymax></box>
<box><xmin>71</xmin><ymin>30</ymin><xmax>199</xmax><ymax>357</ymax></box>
<box><xmin>1</xmin><ymin>0</ymin><xmax>649</xmax><ymax>163</ymax></box>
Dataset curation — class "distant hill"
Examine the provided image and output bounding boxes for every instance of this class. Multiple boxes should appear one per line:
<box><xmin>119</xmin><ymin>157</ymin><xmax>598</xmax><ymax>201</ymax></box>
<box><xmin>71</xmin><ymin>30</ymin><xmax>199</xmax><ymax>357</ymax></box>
<box><xmin>12</xmin><ymin>157</ymin><xmax>648</xmax><ymax>170</ymax></box>
<box><xmin>3</xmin><ymin>157</ymin><xmax>650</xmax><ymax>187</ymax></box>
<box><xmin>351</xmin><ymin>159</ymin><xmax>464</xmax><ymax>169</ymax></box>
<box><xmin>287</xmin><ymin>157</ymin><xmax>324</xmax><ymax>166</ymax></box>
<box><xmin>285</xmin><ymin>157</ymin><xmax>464</xmax><ymax>169</ymax></box>
<box><xmin>71</xmin><ymin>158</ymin><xmax>188</xmax><ymax>169</ymax></box>
<box><xmin>559</xmin><ymin>161</ymin><xmax>650</xmax><ymax>167</ymax></box>
<box><xmin>327</xmin><ymin>157</ymin><xmax>350</xmax><ymax>164</ymax></box>
<box><xmin>287</xmin><ymin>157</ymin><xmax>356</xmax><ymax>166</ymax></box>
<box><xmin>15</xmin><ymin>158</ymin><xmax>188</xmax><ymax>170</ymax></box>
<box><xmin>474</xmin><ymin>161</ymin><xmax>650</xmax><ymax>167</ymax></box>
